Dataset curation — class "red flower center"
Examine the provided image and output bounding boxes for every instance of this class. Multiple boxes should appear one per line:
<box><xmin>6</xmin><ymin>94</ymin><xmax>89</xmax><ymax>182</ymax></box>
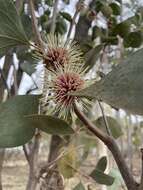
<box><xmin>54</xmin><ymin>73</ymin><xmax>84</xmax><ymax>107</ymax></box>
<box><xmin>44</xmin><ymin>47</ymin><xmax>69</xmax><ymax>70</ymax></box>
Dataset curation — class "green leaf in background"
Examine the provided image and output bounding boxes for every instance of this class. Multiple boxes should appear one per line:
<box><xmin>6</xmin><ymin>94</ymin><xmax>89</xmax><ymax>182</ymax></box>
<box><xmin>20</xmin><ymin>61</ymin><xmax>36</xmax><ymax>76</ymax></box>
<box><xmin>60</xmin><ymin>12</ymin><xmax>72</xmax><ymax>22</ymax></box>
<box><xmin>72</xmin><ymin>48</ymin><xmax>143</xmax><ymax>115</ymax></box>
<box><xmin>124</xmin><ymin>31</ymin><xmax>143</xmax><ymax>48</ymax></box>
<box><xmin>84</xmin><ymin>44</ymin><xmax>103</xmax><ymax>71</ymax></box>
<box><xmin>0</xmin><ymin>0</ymin><xmax>29</xmax><ymax>52</ymax></box>
<box><xmin>96</xmin><ymin>156</ymin><xmax>107</xmax><ymax>172</ymax></box>
<box><xmin>112</xmin><ymin>20</ymin><xmax>131</xmax><ymax>38</ymax></box>
<box><xmin>0</xmin><ymin>95</ymin><xmax>39</xmax><ymax>148</ymax></box>
<box><xmin>55</xmin><ymin>16</ymin><xmax>67</xmax><ymax>35</ymax></box>
<box><xmin>107</xmin><ymin>168</ymin><xmax>124</xmax><ymax>190</ymax></box>
<box><xmin>73</xmin><ymin>182</ymin><xmax>85</xmax><ymax>190</ymax></box>
<box><xmin>26</xmin><ymin>115</ymin><xmax>74</xmax><ymax>135</ymax></box>
<box><xmin>109</xmin><ymin>2</ymin><xmax>121</xmax><ymax>16</ymax></box>
<box><xmin>45</xmin><ymin>0</ymin><xmax>53</xmax><ymax>6</ymax></box>
<box><xmin>101</xmin><ymin>36</ymin><xmax>118</xmax><ymax>45</ymax></box>
<box><xmin>101</xmin><ymin>4</ymin><xmax>113</xmax><ymax>18</ymax></box>
<box><xmin>94</xmin><ymin>116</ymin><xmax>123</xmax><ymax>139</ymax></box>
<box><xmin>92</xmin><ymin>26</ymin><xmax>102</xmax><ymax>40</ymax></box>
<box><xmin>90</xmin><ymin>169</ymin><xmax>114</xmax><ymax>186</ymax></box>
<box><xmin>57</xmin><ymin>144</ymin><xmax>78</xmax><ymax>178</ymax></box>
<box><xmin>90</xmin><ymin>156</ymin><xmax>114</xmax><ymax>185</ymax></box>
<box><xmin>62</xmin><ymin>0</ymin><xmax>70</xmax><ymax>4</ymax></box>
<box><xmin>21</xmin><ymin>14</ymin><xmax>33</xmax><ymax>40</ymax></box>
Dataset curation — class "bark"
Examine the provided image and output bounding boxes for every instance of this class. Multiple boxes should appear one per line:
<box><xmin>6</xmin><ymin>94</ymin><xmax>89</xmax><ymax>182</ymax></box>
<box><xmin>26</xmin><ymin>134</ymin><xmax>40</xmax><ymax>190</ymax></box>
<box><xmin>0</xmin><ymin>150</ymin><xmax>5</xmax><ymax>190</ymax></box>
<box><xmin>39</xmin><ymin>136</ymin><xmax>64</xmax><ymax>190</ymax></box>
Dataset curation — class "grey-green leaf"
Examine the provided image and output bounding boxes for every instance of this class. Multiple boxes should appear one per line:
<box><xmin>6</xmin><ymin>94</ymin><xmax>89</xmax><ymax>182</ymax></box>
<box><xmin>73</xmin><ymin>48</ymin><xmax>143</xmax><ymax>115</ymax></box>
<box><xmin>90</xmin><ymin>169</ymin><xmax>114</xmax><ymax>186</ymax></box>
<box><xmin>96</xmin><ymin>156</ymin><xmax>107</xmax><ymax>172</ymax></box>
<box><xmin>0</xmin><ymin>0</ymin><xmax>29</xmax><ymax>52</ymax></box>
<box><xmin>60</xmin><ymin>12</ymin><xmax>72</xmax><ymax>22</ymax></box>
<box><xmin>94</xmin><ymin>116</ymin><xmax>123</xmax><ymax>139</ymax></box>
<box><xmin>73</xmin><ymin>182</ymin><xmax>85</xmax><ymax>190</ymax></box>
<box><xmin>26</xmin><ymin>115</ymin><xmax>74</xmax><ymax>135</ymax></box>
<box><xmin>84</xmin><ymin>44</ymin><xmax>103</xmax><ymax>71</ymax></box>
<box><xmin>0</xmin><ymin>95</ymin><xmax>39</xmax><ymax>148</ymax></box>
<box><xmin>20</xmin><ymin>61</ymin><xmax>36</xmax><ymax>76</ymax></box>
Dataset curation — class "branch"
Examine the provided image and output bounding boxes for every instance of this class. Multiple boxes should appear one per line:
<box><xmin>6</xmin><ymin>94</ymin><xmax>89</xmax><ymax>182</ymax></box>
<box><xmin>23</xmin><ymin>145</ymin><xmax>31</xmax><ymax>164</ymax></box>
<box><xmin>98</xmin><ymin>101</ymin><xmax>112</xmax><ymax>136</ymax></box>
<box><xmin>50</xmin><ymin>0</ymin><xmax>59</xmax><ymax>34</ymax></box>
<box><xmin>139</xmin><ymin>148</ymin><xmax>143</xmax><ymax>190</ymax></box>
<box><xmin>73</xmin><ymin>103</ymin><xmax>138</xmax><ymax>190</ymax></box>
<box><xmin>66</xmin><ymin>0</ymin><xmax>83</xmax><ymax>40</ymax></box>
<box><xmin>0</xmin><ymin>68</ymin><xmax>11</xmax><ymax>97</ymax></box>
<box><xmin>29</xmin><ymin>0</ymin><xmax>45</xmax><ymax>51</ymax></box>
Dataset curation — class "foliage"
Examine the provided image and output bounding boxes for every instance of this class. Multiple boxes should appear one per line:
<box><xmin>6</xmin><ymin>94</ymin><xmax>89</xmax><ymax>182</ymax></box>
<box><xmin>0</xmin><ymin>0</ymin><xmax>143</xmax><ymax>189</ymax></box>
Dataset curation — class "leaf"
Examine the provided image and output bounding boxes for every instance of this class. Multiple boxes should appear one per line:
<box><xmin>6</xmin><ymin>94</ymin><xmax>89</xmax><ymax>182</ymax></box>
<box><xmin>58</xmin><ymin>144</ymin><xmax>77</xmax><ymax>178</ymax></box>
<box><xmin>90</xmin><ymin>156</ymin><xmax>114</xmax><ymax>185</ymax></box>
<box><xmin>45</xmin><ymin>0</ymin><xmax>53</xmax><ymax>6</ymax></box>
<box><xmin>26</xmin><ymin>115</ymin><xmax>74</xmax><ymax>135</ymax></box>
<box><xmin>109</xmin><ymin>2</ymin><xmax>121</xmax><ymax>16</ymax></box>
<box><xmin>112</xmin><ymin>20</ymin><xmax>130</xmax><ymax>38</ymax></box>
<box><xmin>101</xmin><ymin>36</ymin><xmax>118</xmax><ymax>45</ymax></box>
<box><xmin>94</xmin><ymin>116</ymin><xmax>123</xmax><ymax>139</ymax></box>
<box><xmin>21</xmin><ymin>14</ymin><xmax>32</xmax><ymax>40</ymax></box>
<box><xmin>90</xmin><ymin>169</ymin><xmax>114</xmax><ymax>186</ymax></box>
<box><xmin>92</xmin><ymin>26</ymin><xmax>102</xmax><ymax>40</ymax></box>
<box><xmin>73</xmin><ymin>182</ymin><xmax>85</xmax><ymax>190</ymax></box>
<box><xmin>0</xmin><ymin>95</ymin><xmax>39</xmax><ymax>148</ymax></box>
<box><xmin>72</xmin><ymin>48</ymin><xmax>143</xmax><ymax>115</ymax></box>
<box><xmin>60</xmin><ymin>12</ymin><xmax>72</xmax><ymax>22</ymax></box>
<box><xmin>56</xmin><ymin>17</ymin><xmax>67</xmax><ymax>35</ymax></box>
<box><xmin>84</xmin><ymin>44</ymin><xmax>103</xmax><ymax>71</ymax></box>
<box><xmin>96</xmin><ymin>156</ymin><xmax>107</xmax><ymax>172</ymax></box>
<box><xmin>101</xmin><ymin>4</ymin><xmax>113</xmax><ymax>18</ymax></box>
<box><xmin>107</xmin><ymin>169</ymin><xmax>124</xmax><ymax>190</ymax></box>
<box><xmin>124</xmin><ymin>31</ymin><xmax>143</xmax><ymax>48</ymax></box>
<box><xmin>0</xmin><ymin>0</ymin><xmax>29</xmax><ymax>52</ymax></box>
<box><xmin>20</xmin><ymin>61</ymin><xmax>36</xmax><ymax>76</ymax></box>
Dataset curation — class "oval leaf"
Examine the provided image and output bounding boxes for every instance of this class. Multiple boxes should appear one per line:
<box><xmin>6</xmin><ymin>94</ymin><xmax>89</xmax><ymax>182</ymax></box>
<box><xmin>26</xmin><ymin>115</ymin><xmax>74</xmax><ymax>135</ymax></box>
<box><xmin>60</xmin><ymin>12</ymin><xmax>72</xmax><ymax>22</ymax></box>
<box><xmin>96</xmin><ymin>156</ymin><xmax>107</xmax><ymax>172</ymax></box>
<box><xmin>20</xmin><ymin>61</ymin><xmax>36</xmax><ymax>76</ymax></box>
<box><xmin>57</xmin><ymin>144</ymin><xmax>77</xmax><ymax>178</ymax></box>
<box><xmin>73</xmin><ymin>182</ymin><xmax>85</xmax><ymax>190</ymax></box>
<box><xmin>0</xmin><ymin>95</ymin><xmax>39</xmax><ymax>148</ymax></box>
<box><xmin>73</xmin><ymin>48</ymin><xmax>143</xmax><ymax>115</ymax></box>
<box><xmin>84</xmin><ymin>44</ymin><xmax>103</xmax><ymax>71</ymax></box>
<box><xmin>94</xmin><ymin>116</ymin><xmax>123</xmax><ymax>139</ymax></box>
<box><xmin>90</xmin><ymin>169</ymin><xmax>114</xmax><ymax>186</ymax></box>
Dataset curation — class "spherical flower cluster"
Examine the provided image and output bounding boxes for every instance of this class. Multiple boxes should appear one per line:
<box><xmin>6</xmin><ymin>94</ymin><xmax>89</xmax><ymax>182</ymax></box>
<box><xmin>43</xmin><ymin>35</ymin><xmax>83</xmax><ymax>71</ymax></box>
<box><xmin>41</xmin><ymin>35</ymin><xmax>87</xmax><ymax>118</ymax></box>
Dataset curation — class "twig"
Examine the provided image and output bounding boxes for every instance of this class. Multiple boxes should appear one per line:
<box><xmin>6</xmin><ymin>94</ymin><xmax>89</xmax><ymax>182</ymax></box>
<box><xmin>66</xmin><ymin>0</ymin><xmax>83</xmax><ymax>41</ymax></box>
<box><xmin>23</xmin><ymin>145</ymin><xmax>31</xmax><ymax>164</ymax></box>
<box><xmin>12</xmin><ymin>63</ymin><xmax>18</xmax><ymax>94</ymax></box>
<box><xmin>50</xmin><ymin>0</ymin><xmax>59</xmax><ymax>34</ymax></box>
<box><xmin>29</xmin><ymin>0</ymin><xmax>45</xmax><ymax>51</ymax></box>
<box><xmin>139</xmin><ymin>148</ymin><xmax>143</xmax><ymax>190</ymax></box>
<box><xmin>0</xmin><ymin>68</ymin><xmax>11</xmax><ymax>97</ymax></box>
<box><xmin>98</xmin><ymin>101</ymin><xmax>112</xmax><ymax>136</ymax></box>
<box><xmin>73</xmin><ymin>103</ymin><xmax>138</xmax><ymax>190</ymax></box>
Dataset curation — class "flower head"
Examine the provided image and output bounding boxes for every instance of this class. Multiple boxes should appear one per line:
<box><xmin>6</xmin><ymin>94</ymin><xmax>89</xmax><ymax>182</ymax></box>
<box><xmin>40</xmin><ymin>35</ymin><xmax>89</xmax><ymax>118</ymax></box>
<box><xmin>43</xmin><ymin>35</ymin><xmax>83</xmax><ymax>71</ymax></box>
<box><xmin>41</xmin><ymin>63</ymin><xmax>88</xmax><ymax>118</ymax></box>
